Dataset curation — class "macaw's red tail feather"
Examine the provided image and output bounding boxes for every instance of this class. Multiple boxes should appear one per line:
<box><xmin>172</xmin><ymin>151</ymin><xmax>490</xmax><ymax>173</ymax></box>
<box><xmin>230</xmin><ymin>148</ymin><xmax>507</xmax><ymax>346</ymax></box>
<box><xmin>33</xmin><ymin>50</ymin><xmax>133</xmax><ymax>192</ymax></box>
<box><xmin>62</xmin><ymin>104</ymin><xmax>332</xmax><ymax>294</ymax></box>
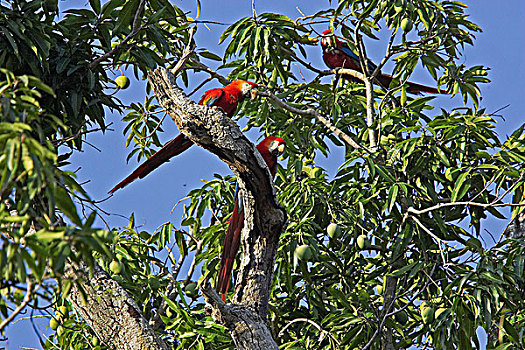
<box><xmin>108</xmin><ymin>134</ymin><xmax>194</xmax><ymax>193</ymax></box>
<box><xmin>215</xmin><ymin>136</ymin><xmax>285</xmax><ymax>301</ymax></box>
<box><xmin>217</xmin><ymin>257</ymin><xmax>234</xmax><ymax>300</ymax></box>
<box><xmin>216</xmin><ymin>199</ymin><xmax>244</xmax><ymax>301</ymax></box>
<box><xmin>375</xmin><ymin>74</ymin><xmax>447</xmax><ymax>95</ymax></box>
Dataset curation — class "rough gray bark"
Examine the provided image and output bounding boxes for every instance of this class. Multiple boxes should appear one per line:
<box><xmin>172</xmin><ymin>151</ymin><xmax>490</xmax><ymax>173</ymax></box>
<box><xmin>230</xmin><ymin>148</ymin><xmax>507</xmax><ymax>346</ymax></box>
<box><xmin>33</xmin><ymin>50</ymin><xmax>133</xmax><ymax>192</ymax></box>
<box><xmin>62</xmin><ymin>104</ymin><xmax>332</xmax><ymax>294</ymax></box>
<box><xmin>66</xmin><ymin>261</ymin><xmax>168</xmax><ymax>350</ymax></box>
<box><xmin>148</xmin><ymin>67</ymin><xmax>286</xmax><ymax>348</ymax></box>
<box><xmin>503</xmin><ymin>211</ymin><xmax>525</xmax><ymax>238</ymax></box>
<box><xmin>380</xmin><ymin>271</ymin><xmax>399</xmax><ymax>350</ymax></box>
<box><xmin>4</xmin><ymin>203</ymin><xmax>167</xmax><ymax>349</ymax></box>
<box><xmin>201</xmin><ymin>281</ymin><xmax>279</xmax><ymax>350</ymax></box>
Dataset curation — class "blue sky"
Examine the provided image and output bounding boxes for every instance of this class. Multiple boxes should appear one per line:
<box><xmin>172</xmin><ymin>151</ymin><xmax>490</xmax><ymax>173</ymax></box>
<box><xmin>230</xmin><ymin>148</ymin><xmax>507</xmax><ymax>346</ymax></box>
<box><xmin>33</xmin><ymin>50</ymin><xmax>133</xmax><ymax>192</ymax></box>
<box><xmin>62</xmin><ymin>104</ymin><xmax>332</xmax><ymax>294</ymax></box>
<box><xmin>3</xmin><ymin>0</ymin><xmax>525</xmax><ymax>348</ymax></box>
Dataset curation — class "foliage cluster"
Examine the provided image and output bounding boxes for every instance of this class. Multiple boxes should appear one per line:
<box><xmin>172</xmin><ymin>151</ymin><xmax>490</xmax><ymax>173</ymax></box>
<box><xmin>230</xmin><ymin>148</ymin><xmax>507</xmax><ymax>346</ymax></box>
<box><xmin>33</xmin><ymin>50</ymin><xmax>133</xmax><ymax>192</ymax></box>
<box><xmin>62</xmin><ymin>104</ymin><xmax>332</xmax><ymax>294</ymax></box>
<box><xmin>0</xmin><ymin>0</ymin><xmax>524</xmax><ymax>349</ymax></box>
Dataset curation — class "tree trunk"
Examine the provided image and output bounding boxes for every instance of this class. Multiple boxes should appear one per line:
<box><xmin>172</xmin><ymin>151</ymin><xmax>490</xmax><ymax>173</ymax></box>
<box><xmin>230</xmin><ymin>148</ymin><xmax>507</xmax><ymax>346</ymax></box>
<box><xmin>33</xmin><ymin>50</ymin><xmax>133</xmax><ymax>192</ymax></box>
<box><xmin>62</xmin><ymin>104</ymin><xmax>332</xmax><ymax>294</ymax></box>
<box><xmin>148</xmin><ymin>67</ymin><xmax>287</xmax><ymax>349</ymax></box>
<box><xmin>66</xmin><ymin>260</ymin><xmax>168</xmax><ymax>350</ymax></box>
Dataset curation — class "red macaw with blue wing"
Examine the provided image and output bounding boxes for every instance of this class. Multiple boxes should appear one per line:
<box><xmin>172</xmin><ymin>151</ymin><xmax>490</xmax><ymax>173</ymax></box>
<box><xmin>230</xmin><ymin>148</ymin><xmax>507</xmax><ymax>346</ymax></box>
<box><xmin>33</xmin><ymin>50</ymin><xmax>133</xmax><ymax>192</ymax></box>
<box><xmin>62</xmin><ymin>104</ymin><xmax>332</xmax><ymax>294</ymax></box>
<box><xmin>108</xmin><ymin>80</ymin><xmax>258</xmax><ymax>193</ymax></box>
<box><xmin>320</xmin><ymin>29</ymin><xmax>447</xmax><ymax>94</ymax></box>
<box><xmin>216</xmin><ymin>136</ymin><xmax>286</xmax><ymax>301</ymax></box>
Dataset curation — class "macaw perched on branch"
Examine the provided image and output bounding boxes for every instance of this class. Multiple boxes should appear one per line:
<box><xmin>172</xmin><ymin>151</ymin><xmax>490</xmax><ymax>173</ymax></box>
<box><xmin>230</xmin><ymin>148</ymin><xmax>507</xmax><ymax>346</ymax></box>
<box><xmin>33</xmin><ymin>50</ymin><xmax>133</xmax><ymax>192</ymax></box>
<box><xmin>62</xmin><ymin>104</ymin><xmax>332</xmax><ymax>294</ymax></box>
<box><xmin>216</xmin><ymin>136</ymin><xmax>286</xmax><ymax>301</ymax></box>
<box><xmin>108</xmin><ymin>80</ymin><xmax>258</xmax><ymax>194</ymax></box>
<box><xmin>320</xmin><ymin>30</ymin><xmax>446</xmax><ymax>94</ymax></box>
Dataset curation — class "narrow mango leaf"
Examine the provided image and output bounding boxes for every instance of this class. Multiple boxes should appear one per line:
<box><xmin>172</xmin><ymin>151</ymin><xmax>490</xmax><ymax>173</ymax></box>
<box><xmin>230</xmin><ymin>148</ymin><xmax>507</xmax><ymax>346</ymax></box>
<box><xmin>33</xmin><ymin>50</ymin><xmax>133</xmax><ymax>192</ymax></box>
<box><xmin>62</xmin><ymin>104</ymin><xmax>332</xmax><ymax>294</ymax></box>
<box><xmin>451</xmin><ymin>171</ymin><xmax>470</xmax><ymax>202</ymax></box>
<box><xmin>89</xmin><ymin>0</ymin><xmax>101</xmax><ymax>13</ymax></box>
<box><xmin>387</xmin><ymin>184</ymin><xmax>399</xmax><ymax>212</ymax></box>
<box><xmin>55</xmin><ymin>186</ymin><xmax>82</xmax><ymax>226</ymax></box>
<box><xmin>34</xmin><ymin>229</ymin><xmax>65</xmax><ymax>242</ymax></box>
<box><xmin>175</xmin><ymin>229</ymin><xmax>188</xmax><ymax>257</ymax></box>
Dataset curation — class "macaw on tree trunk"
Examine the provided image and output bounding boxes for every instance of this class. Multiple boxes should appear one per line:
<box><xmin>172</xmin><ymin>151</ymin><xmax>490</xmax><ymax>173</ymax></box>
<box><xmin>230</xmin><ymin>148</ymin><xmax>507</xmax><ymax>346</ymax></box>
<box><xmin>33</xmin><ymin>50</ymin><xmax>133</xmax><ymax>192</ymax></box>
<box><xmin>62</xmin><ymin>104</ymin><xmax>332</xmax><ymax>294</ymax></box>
<box><xmin>320</xmin><ymin>29</ymin><xmax>447</xmax><ymax>94</ymax></box>
<box><xmin>216</xmin><ymin>136</ymin><xmax>286</xmax><ymax>301</ymax></box>
<box><xmin>108</xmin><ymin>80</ymin><xmax>258</xmax><ymax>194</ymax></box>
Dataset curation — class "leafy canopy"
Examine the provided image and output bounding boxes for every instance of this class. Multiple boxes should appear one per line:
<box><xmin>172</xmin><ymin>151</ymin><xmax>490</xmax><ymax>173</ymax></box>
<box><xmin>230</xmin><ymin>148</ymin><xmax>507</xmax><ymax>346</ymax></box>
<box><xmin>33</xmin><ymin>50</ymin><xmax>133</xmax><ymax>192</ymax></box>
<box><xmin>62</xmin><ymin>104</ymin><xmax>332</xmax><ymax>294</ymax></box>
<box><xmin>0</xmin><ymin>0</ymin><xmax>524</xmax><ymax>349</ymax></box>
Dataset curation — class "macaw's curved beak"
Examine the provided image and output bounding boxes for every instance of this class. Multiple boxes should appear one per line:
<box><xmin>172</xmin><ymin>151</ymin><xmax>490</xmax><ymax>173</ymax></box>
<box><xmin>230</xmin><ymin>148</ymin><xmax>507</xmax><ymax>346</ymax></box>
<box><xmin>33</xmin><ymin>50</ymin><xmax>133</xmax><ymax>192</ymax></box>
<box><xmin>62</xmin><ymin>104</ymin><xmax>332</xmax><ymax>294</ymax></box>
<box><xmin>250</xmin><ymin>89</ymin><xmax>258</xmax><ymax>99</ymax></box>
<box><xmin>277</xmin><ymin>142</ymin><xmax>285</xmax><ymax>155</ymax></box>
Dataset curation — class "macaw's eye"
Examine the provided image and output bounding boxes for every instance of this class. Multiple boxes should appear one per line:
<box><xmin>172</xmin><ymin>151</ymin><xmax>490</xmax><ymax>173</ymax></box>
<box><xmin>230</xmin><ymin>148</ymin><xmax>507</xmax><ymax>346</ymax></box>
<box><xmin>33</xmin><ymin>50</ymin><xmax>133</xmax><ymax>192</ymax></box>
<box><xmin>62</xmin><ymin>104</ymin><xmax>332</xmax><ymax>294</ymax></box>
<box><xmin>242</xmin><ymin>83</ymin><xmax>253</xmax><ymax>95</ymax></box>
<box><xmin>269</xmin><ymin>140</ymin><xmax>285</xmax><ymax>155</ymax></box>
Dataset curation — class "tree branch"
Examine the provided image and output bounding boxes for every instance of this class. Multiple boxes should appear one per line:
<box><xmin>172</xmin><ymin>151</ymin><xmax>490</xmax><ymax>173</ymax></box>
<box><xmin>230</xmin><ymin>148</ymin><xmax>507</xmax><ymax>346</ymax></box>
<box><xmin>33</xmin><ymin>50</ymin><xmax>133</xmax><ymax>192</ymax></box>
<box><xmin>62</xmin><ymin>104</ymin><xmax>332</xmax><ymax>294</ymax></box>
<box><xmin>0</xmin><ymin>279</ymin><xmax>37</xmax><ymax>332</ymax></box>
<box><xmin>256</xmin><ymin>88</ymin><xmax>372</xmax><ymax>154</ymax></box>
<box><xmin>171</xmin><ymin>26</ymin><xmax>197</xmax><ymax>76</ymax></box>
<box><xmin>148</xmin><ymin>67</ymin><xmax>286</xmax><ymax>346</ymax></box>
<box><xmin>201</xmin><ymin>280</ymin><xmax>278</xmax><ymax>350</ymax></box>
<box><xmin>88</xmin><ymin>0</ymin><xmax>147</xmax><ymax>70</ymax></box>
<box><xmin>66</xmin><ymin>260</ymin><xmax>168</xmax><ymax>349</ymax></box>
<box><xmin>187</xmin><ymin>61</ymin><xmax>230</xmax><ymax>85</ymax></box>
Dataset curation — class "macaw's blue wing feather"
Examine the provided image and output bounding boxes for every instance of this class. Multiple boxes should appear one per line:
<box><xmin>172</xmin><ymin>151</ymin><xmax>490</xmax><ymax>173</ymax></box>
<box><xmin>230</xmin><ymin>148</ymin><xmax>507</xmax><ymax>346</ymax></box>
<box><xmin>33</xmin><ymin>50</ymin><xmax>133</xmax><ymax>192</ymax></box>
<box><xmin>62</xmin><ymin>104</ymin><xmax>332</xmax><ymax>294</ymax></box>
<box><xmin>339</xmin><ymin>44</ymin><xmax>360</xmax><ymax>62</ymax></box>
<box><xmin>340</xmin><ymin>43</ymin><xmax>377</xmax><ymax>72</ymax></box>
<box><xmin>199</xmin><ymin>88</ymin><xmax>224</xmax><ymax>107</ymax></box>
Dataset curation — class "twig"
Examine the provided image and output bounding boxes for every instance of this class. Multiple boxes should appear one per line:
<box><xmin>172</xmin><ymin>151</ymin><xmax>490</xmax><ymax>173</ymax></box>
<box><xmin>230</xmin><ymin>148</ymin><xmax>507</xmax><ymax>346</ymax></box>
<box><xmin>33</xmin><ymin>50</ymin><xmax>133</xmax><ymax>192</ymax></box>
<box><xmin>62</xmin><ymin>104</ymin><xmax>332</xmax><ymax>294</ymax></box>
<box><xmin>252</xmin><ymin>0</ymin><xmax>257</xmax><ymax>20</ymax></box>
<box><xmin>171</xmin><ymin>26</ymin><xmax>197</xmax><ymax>76</ymax></box>
<box><xmin>257</xmin><ymin>89</ymin><xmax>372</xmax><ymax>154</ymax></box>
<box><xmin>410</xmin><ymin>215</ymin><xmax>448</xmax><ymax>266</ymax></box>
<box><xmin>281</xmin><ymin>47</ymin><xmax>328</xmax><ymax>75</ymax></box>
<box><xmin>188</xmin><ymin>61</ymin><xmax>230</xmax><ymax>85</ymax></box>
<box><xmin>361</xmin><ymin>264</ymin><xmax>437</xmax><ymax>350</ymax></box>
<box><xmin>407</xmin><ymin>201</ymin><xmax>525</xmax><ymax>216</ymax></box>
<box><xmin>371</xmin><ymin>31</ymin><xmax>396</xmax><ymax>80</ymax></box>
<box><xmin>170</xmin><ymin>233</ymin><xmax>193</xmax><ymax>281</ymax></box>
<box><xmin>0</xmin><ymin>279</ymin><xmax>37</xmax><ymax>331</ymax></box>
<box><xmin>151</xmin><ymin>230</ymin><xmax>194</xmax><ymax>330</ymax></box>
<box><xmin>364</xmin><ymin>78</ymin><xmax>376</xmax><ymax>148</ymax></box>
<box><xmin>188</xmin><ymin>76</ymin><xmax>213</xmax><ymax>97</ymax></box>
<box><xmin>184</xmin><ymin>240</ymin><xmax>203</xmax><ymax>284</ymax></box>
<box><xmin>138</xmin><ymin>111</ymin><xmax>167</xmax><ymax>140</ymax></box>
<box><xmin>278</xmin><ymin>317</ymin><xmax>340</xmax><ymax>346</ymax></box>
<box><xmin>353</xmin><ymin>22</ymin><xmax>376</xmax><ymax>148</ymax></box>
<box><xmin>88</xmin><ymin>0</ymin><xmax>147</xmax><ymax>69</ymax></box>
<box><xmin>53</xmin><ymin>123</ymin><xmax>114</xmax><ymax>147</ymax></box>
<box><xmin>354</xmin><ymin>19</ymin><xmax>369</xmax><ymax>76</ymax></box>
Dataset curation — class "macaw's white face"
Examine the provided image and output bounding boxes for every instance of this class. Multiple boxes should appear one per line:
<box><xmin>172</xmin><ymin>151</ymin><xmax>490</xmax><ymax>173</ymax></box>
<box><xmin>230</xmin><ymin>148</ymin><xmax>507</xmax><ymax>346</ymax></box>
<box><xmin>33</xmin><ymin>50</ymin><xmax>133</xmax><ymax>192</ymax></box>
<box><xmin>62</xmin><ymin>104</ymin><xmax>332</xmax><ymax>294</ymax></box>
<box><xmin>241</xmin><ymin>82</ymin><xmax>257</xmax><ymax>96</ymax></box>
<box><xmin>269</xmin><ymin>140</ymin><xmax>285</xmax><ymax>156</ymax></box>
<box><xmin>320</xmin><ymin>36</ymin><xmax>331</xmax><ymax>47</ymax></box>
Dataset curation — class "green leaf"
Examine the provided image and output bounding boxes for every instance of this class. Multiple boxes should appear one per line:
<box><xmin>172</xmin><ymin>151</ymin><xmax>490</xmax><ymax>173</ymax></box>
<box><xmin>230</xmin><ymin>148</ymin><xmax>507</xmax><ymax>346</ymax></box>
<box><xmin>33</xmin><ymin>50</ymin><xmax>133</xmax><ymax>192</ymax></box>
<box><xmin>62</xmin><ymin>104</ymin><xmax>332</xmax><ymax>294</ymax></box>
<box><xmin>199</xmin><ymin>51</ymin><xmax>222</xmax><ymax>61</ymax></box>
<box><xmin>101</xmin><ymin>0</ymin><xmax>127</xmax><ymax>17</ymax></box>
<box><xmin>390</xmin><ymin>261</ymin><xmax>423</xmax><ymax>277</ymax></box>
<box><xmin>175</xmin><ymin>229</ymin><xmax>187</xmax><ymax>257</ymax></box>
<box><xmin>34</xmin><ymin>229</ymin><xmax>65</xmax><ymax>242</ymax></box>
<box><xmin>0</xmin><ymin>27</ymin><xmax>19</xmax><ymax>55</ymax></box>
<box><xmin>27</xmin><ymin>76</ymin><xmax>55</xmax><ymax>97</ymax></box>
<box><xmin>451</xmin><ymin>170</ymin><xmax>470</xmax><ymax>202</ymax></box>
<box><xmin>90</xmin><ymin>0</ymin><xmax>101</xmax><ymax>13</ymax></box>
<box><xmin>387</xmin><ymin>184</ymin><xmax>399</xmax><ymax>212</ymax></box>
<box><xmin>375</xmin><ymin>165</ymin><xmax>396</xmax><ymax>183</ymax></box>
<box><xmin>54</xmin><ymin>186</ymin><xmax>82</xmax><ymax>226</ymax></box>
<box><xmin>113</xmin><ymin>0</ymin><xmax>139</xmax><ymax>35</ymax></box>
<box><xmin>503</xmin><ymin>318</ymin><xmax>520</xmax><ymax>343</ymax></box>
<box><xmin>127</xmin><ymin>212</ymin><xmax>135</xmax><ymax>229</ymax></box>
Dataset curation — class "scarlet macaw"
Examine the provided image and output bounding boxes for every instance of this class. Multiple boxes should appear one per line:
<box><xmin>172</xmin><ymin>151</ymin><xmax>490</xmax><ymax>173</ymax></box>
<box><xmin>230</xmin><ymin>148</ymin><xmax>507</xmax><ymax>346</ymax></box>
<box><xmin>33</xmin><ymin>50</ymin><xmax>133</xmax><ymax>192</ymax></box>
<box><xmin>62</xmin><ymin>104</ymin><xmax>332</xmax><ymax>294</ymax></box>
<box><xmin>216</xmin><ymin>136</ymin><xmax>286</xmax><ymax>301</ymax></box>
<box><xmin>108</xmin><ymin>80</ymin><xmax>258</xmax><ymax>193</ymax></box>
<box><xmin>320</xmin><ymin>30</ymin><xmax>446</xmax><ymax>94</ymax></box>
